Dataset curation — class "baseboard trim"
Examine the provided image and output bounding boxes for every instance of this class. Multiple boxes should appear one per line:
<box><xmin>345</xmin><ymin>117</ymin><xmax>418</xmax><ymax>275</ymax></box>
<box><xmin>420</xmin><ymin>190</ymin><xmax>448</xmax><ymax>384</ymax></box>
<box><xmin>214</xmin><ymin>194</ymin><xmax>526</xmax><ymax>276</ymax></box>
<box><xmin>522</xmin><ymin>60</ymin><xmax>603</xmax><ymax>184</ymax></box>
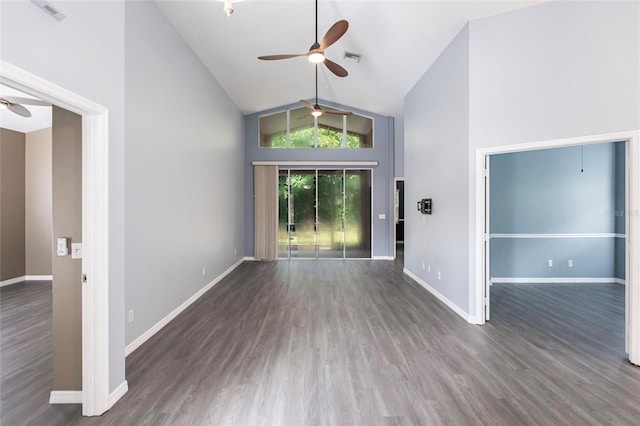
<box><xmin>372</xmin><ymin>256</ymin><xmax>395</xmax><ymax>260</ymax></box>
<box><xmin>49</xmin><ymin>390</ymin><xmax>82</xmax><ymax>404</ymax></box>
<box><xmin>0</xmin><ymin>276</ymin><xmax>25</xmax><ymax>287</ymax></box>
<box><xmin>107</xmin><ymin>380</ymin><xmax>128</xmax><ymax>408</ymax></box>
<box><xmin>403</xmin><ymin>268</ymin><xmax>473</xmax><ymax>323</ymax></box>
<box><xmin>243</xmin><ymin>256</ymin><xmax>258</xmax><ymax>261</ymax></box>
<box><xmin>491</xmin><ymin>277</ymin><xmax>626</xmax><ymax>285</ymax></box>
<box><xmin>1</xmin><ymin>275</ymin><xmax>54</xmax><ymax>287</ymax></box>
<box><xmin>125</xmin><ymin>258</ymin><xmax>246</xmax><ymax>357</ymax></box>
<box><xmin>25</xmin><ymin>275</ymin><xmax>53</xmax><ymax>281</ymax></box>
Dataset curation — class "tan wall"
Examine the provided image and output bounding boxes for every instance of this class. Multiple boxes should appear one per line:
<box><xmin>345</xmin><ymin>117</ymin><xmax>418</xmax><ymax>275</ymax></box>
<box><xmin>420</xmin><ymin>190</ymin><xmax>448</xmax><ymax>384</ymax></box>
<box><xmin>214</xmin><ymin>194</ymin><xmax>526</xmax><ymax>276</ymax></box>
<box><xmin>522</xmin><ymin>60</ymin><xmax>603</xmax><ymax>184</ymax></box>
<box><xmin>26</xmin><ymin>128</ymin><xmax>53</xmax><ymax>276</ymax></box>
<box><xmin>51</xmin><ymin>106</ymin><xmax>82</xmax><ymax>390</ymax></box>
<box><xmin>0</xmin><ymin>128</ymin><xmax>26</xmax><ymax>281</ymax></box>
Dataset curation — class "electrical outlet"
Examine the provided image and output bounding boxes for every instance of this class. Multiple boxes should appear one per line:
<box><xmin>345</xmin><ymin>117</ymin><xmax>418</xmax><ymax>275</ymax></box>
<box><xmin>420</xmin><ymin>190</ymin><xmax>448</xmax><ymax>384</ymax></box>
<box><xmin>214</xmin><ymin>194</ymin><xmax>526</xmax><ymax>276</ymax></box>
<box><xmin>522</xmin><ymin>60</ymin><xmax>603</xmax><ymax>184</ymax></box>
<box><xmin>128</xmin><ymin>309</ymin><xmax>134</xmax><ymax>323</ymax></box>
<box><xmin>234</xmin><ymin>248</ymin><xmax>237</xmax><ymax>256</ymax></box>
<box><xmin>202</xmin><ymin>267</ymin><xmax>206</xmax><ymax>276</ymax></box>
<box><xmin>437</xmin><ymin>271</ymin><xmax>441</xmax><ymax>280</ymax></box>
<box><xmin>548</xmin><ymin>259</ymin><xmax>553</xmax><ymax>267</ymax></box>
<box><xmin>568</xmin><ymin>259</ymin><xmax>573</xmax><ymax>268</ymax></box>
<box><xmin>422</xmin><ymin>262</ymin><xmax>426</xmax><ymax>270</ymax></box>
<box><xmin>427</xmin><ymin>265</ymin><xmax>431</xmax><ymax>273</ymax></box>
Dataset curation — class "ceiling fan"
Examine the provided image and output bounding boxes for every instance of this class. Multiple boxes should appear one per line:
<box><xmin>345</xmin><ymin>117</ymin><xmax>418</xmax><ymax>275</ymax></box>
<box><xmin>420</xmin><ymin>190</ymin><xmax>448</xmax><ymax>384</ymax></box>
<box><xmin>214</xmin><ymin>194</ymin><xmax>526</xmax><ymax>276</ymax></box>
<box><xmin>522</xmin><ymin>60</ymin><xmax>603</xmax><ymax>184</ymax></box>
<box><xmin>258</xmin><ymin>0</ymin><xmax>349</xmax><ymax>77</ymax></box>
<box><xmin>299</xmin><ymin>65</ymin><xmax>352</xmax><ymax>118</ymax></box>
<box><xmin>0</xmin><ymin>96</ymin><xmax>50</xmax><ymax>118</ymax></box>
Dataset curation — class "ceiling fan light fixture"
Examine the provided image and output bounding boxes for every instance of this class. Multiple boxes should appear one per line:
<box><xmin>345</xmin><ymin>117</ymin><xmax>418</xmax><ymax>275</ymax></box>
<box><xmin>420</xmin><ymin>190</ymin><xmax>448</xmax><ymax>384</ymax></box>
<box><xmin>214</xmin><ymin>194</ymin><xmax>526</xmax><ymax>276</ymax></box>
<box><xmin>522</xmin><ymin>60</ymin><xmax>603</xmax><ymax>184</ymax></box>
<box><xmin>311</xmin><ymin>110</ymin><xmax>323</xmax><ymax>117</ymax></box>
<box><xmin>223</xmin><ymin>0</ymin><xmax>234</xmax><ymax>16</ymax></box>
<box><xmin>308</xmin><ymin>52</ymin><xmax>325</xmax><ymax>64</ymax></box>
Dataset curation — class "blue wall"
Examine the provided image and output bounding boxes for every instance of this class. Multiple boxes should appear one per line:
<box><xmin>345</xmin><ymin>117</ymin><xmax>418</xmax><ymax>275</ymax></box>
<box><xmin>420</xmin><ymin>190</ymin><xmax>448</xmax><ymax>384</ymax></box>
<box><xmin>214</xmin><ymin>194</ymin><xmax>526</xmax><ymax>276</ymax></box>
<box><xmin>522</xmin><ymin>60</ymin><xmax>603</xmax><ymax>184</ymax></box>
<box><xmin>244</xmin><ymin>100</ymin><xmax>395</xmax><ymax>258</ymax></box>
<box><xmin>490</xmin><ymin>141</ymin><xmax>625</xmax><ymax>280</ymax></box>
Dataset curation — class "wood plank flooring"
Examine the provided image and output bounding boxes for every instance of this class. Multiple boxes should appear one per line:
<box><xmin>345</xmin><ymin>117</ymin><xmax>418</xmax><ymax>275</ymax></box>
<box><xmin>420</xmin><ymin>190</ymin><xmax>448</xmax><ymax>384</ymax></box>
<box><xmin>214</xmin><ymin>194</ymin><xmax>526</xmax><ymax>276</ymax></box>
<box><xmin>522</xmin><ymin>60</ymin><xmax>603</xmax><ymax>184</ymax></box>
<box><xmin>2</xmin><ymin>262</ymin><xmax>639</xmax><ymax>425</ymax></box>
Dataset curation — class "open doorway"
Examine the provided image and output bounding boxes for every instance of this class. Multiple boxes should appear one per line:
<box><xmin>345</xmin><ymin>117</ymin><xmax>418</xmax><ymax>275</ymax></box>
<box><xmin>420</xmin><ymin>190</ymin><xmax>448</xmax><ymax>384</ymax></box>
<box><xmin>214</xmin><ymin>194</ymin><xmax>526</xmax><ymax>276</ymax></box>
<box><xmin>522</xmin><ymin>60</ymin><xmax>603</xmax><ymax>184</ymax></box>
<box><xmin>394</xmin><ymin>178</ymin><xmax>405</xmax><ymax>263</ymax></box>
<box><xmin>475</xmin><ymin>130</ymin><xmax>640</xmax><ymax>366</ymax></box>
<box><xmin>1</xmin><ymin>61</ymin><xmax>118</xmax><ymax>415</ymax></box>
<box><xmin>485</xmin><ymin>141</ymin><xmax>627</xmax><ymax>360</ymax></box>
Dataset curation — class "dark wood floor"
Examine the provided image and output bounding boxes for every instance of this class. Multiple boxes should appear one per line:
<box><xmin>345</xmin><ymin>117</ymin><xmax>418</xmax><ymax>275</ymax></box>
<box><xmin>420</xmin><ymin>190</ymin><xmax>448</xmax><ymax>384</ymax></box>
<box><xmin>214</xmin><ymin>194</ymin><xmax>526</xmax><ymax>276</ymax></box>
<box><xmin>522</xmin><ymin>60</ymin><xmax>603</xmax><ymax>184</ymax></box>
<box><xmin>2</xmin><ymin>262</ymin><xmax>639</xmax><ymax>425</ymax></box>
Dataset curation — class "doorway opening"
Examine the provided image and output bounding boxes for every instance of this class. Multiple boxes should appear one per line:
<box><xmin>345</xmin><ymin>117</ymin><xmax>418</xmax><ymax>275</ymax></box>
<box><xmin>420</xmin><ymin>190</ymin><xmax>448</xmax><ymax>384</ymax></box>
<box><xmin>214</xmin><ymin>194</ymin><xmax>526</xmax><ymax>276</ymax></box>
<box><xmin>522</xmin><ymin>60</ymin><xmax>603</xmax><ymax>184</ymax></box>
<box><xmin>278</xmin><ymin>169</ymin><xmax>372</xmax><ymax>259</ymax></box>
<box><xmin>393</xmin><ymin>178</ymin><xmax>405</xmax><ymax>262</ymax></box>
<box><xmin>1</xmin><ymin>60</ymin><xmax>117</xmax><ymax>415</ymax></box>
<box><xmin>475</xmin><ymin>130</ymin><xmax>640</xmax><ymax>366</ymax></box>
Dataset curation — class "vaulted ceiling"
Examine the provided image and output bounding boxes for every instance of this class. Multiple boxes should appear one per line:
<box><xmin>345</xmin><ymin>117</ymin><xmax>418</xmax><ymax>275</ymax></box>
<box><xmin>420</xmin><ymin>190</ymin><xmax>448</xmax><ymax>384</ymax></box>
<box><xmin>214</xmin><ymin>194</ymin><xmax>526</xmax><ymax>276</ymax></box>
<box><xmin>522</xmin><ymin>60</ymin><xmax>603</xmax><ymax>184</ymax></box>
<box><xmin>156</xmin><ymin>0</ymin><xmax>544</xmax><ymax>118</ymax></box>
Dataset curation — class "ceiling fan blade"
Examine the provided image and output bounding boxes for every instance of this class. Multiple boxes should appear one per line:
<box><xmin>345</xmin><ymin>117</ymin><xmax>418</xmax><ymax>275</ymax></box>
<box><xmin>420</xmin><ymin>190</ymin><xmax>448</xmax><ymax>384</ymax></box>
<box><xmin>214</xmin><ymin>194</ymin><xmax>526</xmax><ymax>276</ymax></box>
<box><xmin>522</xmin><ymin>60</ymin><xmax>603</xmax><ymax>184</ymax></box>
<box><xmin>300</xmin><ymin>100</ymin><xmax>315</xmax><ymax>110</ymax></box>
<box><xmin>6</xmin><ymin>102</ymin><xmax>32</xmax><ymax>117</ymax></box>
<box><xmin>1</xmin><ymin>96</ymin><xmax>50</xmax><ymax>107</ymax></box>
<box><xmin>320</xmin><ymin>20</ymin><xmax>349</xmax><ymax>50</ymax></box>
<box><xmin>258</xmin><ymin>53</ymin><xmax>307</xmax><ymax>61</ymax></box>
<box><xmin>323</xmin><ymin>58</ymin><xmax>348</xmax><ymax>77</ymax></box>
<box><xmin>322</xmin><ymin>109</ymin><xmax>353</xmax><ymax>116</ymax></box>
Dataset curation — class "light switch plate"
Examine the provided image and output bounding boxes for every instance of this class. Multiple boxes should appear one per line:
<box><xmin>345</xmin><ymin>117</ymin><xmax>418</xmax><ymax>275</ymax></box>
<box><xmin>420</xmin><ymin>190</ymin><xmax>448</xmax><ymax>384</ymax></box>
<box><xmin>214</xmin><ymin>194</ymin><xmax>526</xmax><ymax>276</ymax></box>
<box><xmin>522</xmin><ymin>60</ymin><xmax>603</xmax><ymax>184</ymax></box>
<box><xmin>378</xmin><ymin>213</ymin><xmax>386</xmax><ymax>220</ymax></box>
<box><xmin>56</xmin><ymin>238</ymin><xmax>68</xmax><ymax>256</ymax></box>
<box><xmin>71</xmin><ymin>243</ymin><xmax>82</xmax><ymax>259</ymax></box>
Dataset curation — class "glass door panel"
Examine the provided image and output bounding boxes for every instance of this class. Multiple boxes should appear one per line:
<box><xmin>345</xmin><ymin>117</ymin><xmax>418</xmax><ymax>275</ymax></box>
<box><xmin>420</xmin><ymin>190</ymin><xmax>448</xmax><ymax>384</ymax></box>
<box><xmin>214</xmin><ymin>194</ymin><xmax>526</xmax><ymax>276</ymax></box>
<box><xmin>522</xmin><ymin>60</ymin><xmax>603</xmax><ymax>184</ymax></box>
<box><xmin>278</xmin><ymin>171</ymin><xmax>290</xmax><ymax>258</ymax></box>
<box><xmin>345</xmin><ymin>170</ymin><xmax>372</xmax><ymax>258</ymax></box>
<box><xmin>289</xmin><ymin>171</ymin><xmax>316</xmax><ymax>258</ymax></box>
<box><xmin>317</xmin><ymin>170</ymin><xmax>344</xmax><ymax>258</ymax></box>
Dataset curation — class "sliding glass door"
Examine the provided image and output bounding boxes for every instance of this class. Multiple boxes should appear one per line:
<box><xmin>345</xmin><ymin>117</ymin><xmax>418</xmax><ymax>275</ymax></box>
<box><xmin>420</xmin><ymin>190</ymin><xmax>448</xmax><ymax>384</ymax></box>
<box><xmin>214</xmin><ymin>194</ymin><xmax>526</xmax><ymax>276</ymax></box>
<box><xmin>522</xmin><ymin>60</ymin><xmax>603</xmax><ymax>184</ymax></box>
<box><xmin>278</xmin><ymin>169</ymin><xmax>371</xmax><ymax>259</ymax></box>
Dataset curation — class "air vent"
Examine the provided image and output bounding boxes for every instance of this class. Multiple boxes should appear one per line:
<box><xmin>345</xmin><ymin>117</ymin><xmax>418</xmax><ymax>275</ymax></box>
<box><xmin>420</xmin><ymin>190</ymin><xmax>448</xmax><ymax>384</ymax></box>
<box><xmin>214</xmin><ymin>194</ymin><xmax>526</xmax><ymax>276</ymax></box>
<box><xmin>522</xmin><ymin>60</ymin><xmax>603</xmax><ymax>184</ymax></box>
<box><xmin>343</xmin><ymin>51</ymin><xmax>361</xmax><ymax>63</ymax></box>
<box><xmin>31</xmin><ymin>0</ymin><xmax>67</xmax><ymax>21</ymax></box>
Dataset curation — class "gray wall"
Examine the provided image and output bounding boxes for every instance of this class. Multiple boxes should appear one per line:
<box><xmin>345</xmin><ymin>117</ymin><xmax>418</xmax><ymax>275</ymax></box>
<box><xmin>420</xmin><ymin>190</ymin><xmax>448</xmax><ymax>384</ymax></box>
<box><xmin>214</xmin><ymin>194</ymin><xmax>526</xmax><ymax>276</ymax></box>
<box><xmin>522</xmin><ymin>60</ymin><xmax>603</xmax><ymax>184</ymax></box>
<box><xmin>52</xmin><ymin>106</ymin><xmax>83</xmax><ymax>391</ymax></box>
<box><xmin>124</xmin><ymin>2</ymin><xmax>245</xmax><ymax>344</ymax></box>
<box><xmin>394</xmin><ymin>117</ymin><xmax>404</xmax><ymax>178</ymax></box>
<box><xmin>404</xmin><ymin>1</ymin><xmax>639</xmax><ymax>318</ymax></box>
<box><xmin>0</xmin><ymin>128</ymin><xmax>26</xmax><ymax>281</ymax></box>
<box><xmin>244</xmin><ymin>101</ymin><xmax>395</xmax><ymax>258</ymax></box>
<box><xmin>26</xmin><ymin>127</ymin><xmax>53</xmax><ymax>276</ymax></box>
<box><xmin>404</xmin><ymin>24</ymin><xmax>470</xmax><ymax>311</ymax></box>
<box><xmin>1</xmin><ymin>0</ymin><xmax>127</xmax><ymax>391</ymax></box>
<box><xmin>490</xmin><ymin>142</ymin><xmax>625</xmax><ymax>280</ymax></box>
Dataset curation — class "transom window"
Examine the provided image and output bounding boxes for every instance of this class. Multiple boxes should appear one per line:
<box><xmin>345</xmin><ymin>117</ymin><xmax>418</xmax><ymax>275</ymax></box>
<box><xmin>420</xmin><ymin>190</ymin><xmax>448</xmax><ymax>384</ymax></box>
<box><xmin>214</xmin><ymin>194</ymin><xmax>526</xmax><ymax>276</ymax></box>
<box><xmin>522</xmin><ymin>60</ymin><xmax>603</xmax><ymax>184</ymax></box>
<box><xmin>259</xmin><ymin>105</ymin><xmax>373</xmax><ymax>148</ymax></box>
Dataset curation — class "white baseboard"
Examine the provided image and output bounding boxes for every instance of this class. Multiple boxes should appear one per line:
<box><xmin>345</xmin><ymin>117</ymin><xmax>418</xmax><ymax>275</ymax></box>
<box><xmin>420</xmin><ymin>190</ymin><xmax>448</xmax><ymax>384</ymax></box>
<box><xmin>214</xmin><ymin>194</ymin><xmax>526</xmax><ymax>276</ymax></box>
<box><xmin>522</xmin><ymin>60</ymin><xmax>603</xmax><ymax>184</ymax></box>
<box><xmin>243</xmin><ymin>256</ymin><xmax>257</xmax><ymax>261</ymax></box>
<box><xmin>25</xmin><ymin>275</ymin><xmax>53</xmax><ymax>281</ymax></box>
<box><xmin>49</xmin><ymin>390</ymin><xmax>82</xmax><ymax>404</ymax></box>
<box><xmin>372</xmin><ymin>256</ymin><xmax>395</xmax><ymax>260</ymax></box>
<box><xmin>0</xmin><ymin>276</ymin><xmax>25</xmax><ymax>287</ymax></box>
<box><xmin>1</xmin><ymin>275</ymin><xmax>54</xmax><ymax>287</ymax></box>
<box><xmin>403</xmin><ymin>268</ymin><xmax>473</xmax><ymax>323</ymax></box>
<box><xmin>491</xmin><ymin>277</ymin><xmax>626</xmax><ymax>285</ymax></box>
<box><xmin>108</xmin><ymin>380</ymin><xmax>128</xmax><ymax>408</ymax></box>
<box><xmin>125</xmin><ymin>258</ymin><xmax>246</xmax><ymax>357</ymax></box>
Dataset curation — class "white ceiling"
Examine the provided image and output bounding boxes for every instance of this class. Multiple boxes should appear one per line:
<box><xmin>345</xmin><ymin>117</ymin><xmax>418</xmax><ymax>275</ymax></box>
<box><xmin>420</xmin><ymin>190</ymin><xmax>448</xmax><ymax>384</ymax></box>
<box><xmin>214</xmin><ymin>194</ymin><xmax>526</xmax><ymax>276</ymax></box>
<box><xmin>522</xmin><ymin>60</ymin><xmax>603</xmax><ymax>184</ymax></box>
<box><xmin>0</xmin><ymin>84</ymin><xmax>52</xmax><ymax>134</ymax></box>
<box><xmin>156</xmin><ymin>0</ymin><xmax>545</xmax><ymax>117</ymax></box>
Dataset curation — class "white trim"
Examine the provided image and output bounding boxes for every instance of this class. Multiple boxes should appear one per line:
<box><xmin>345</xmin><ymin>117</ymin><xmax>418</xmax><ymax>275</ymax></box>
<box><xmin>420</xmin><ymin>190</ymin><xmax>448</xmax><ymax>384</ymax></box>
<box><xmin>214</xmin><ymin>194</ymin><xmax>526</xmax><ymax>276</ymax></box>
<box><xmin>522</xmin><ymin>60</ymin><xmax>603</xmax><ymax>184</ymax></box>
<box><xmin>125</xmin><ymin>258</ymin><xmax>245</xmax><ymax>357</ymax></box>
<box><xmin>372</xmin><ymin>256</ymin><xmax>395</xmax><ymax>260</ymax></box>
<box><xmin>404</xmin><ymin>268</ymin><xmax>478</xmax><ymax>324</ymax></box>
<box><xmin>25</xmin><ymin>275</ymin><xmax>54</xmax><ymax>280</ymax></box>
<box><xmin>108</xmin><ymin>380</ymin><xmax>128</xmax><ymax>407</ymax></box>
<box><xmin>252</xmin><ymin>160</ymin><xmax>378</xmax><ymax>166</ymax></box>
<box><xmin>491</xmin><ymin>277</ymin><xmax>626</xmax><ymax>284</ymax></box>
<box><xmin>490</xmin><ymin>233</ymin><xmax>626</xmax><ymax>239</ymax></box>
<box><xmin>474</xmin><ymin>129</ymin><xmax>640</xmax><ymax>366</ymax></box>
<box><xmin>1</xmin><ymin>275</ymin><xmax>54</xmax><ymax>287</ymax></box>
<box><xmin>0</xmin><ymin>276</ymin><xmax>26</xmax><ymax>287</ymax></box>
<box><xmin>1</xmin><ymin>60</ymin><xmax>113</xmax><ymax>416</ymax></box>
<box><xmin>49</xmin><ymin>391</ymin><xmax>83</xmax><ymax>404</ymax></box>
<box><xmin>243</xmin><ymin>256</ymin><xmax>258</xmax><ymax>261</ymax></box>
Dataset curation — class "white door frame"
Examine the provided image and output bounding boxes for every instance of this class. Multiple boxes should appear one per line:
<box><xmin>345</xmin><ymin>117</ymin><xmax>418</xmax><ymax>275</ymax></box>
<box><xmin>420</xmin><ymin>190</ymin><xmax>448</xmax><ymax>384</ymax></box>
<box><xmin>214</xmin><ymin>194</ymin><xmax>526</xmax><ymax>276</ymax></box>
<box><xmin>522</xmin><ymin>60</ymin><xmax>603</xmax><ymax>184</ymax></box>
<box><xmin>473</xmin><ymin>130</ymin><xmax>640</xmax><ymax>366</ymax></box>
<box><xmin>1</xmin><ymin>61</ymin><xmax>112</xmax><ymax>414</ymax></box>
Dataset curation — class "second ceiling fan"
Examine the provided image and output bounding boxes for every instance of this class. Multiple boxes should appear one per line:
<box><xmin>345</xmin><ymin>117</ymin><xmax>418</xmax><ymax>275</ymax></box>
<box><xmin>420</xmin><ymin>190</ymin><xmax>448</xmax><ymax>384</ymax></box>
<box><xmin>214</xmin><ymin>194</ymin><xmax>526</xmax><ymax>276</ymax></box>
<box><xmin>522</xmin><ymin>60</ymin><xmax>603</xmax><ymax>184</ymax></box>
<box><xmin>258</xmin><ymin>0</ymin><xmax>349</xmax><ymax>77</ymax></box>
<box><xmin>299</xmin><ymin>65</ymin><xmax>352</xmax><ymax>118</ymax></box>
